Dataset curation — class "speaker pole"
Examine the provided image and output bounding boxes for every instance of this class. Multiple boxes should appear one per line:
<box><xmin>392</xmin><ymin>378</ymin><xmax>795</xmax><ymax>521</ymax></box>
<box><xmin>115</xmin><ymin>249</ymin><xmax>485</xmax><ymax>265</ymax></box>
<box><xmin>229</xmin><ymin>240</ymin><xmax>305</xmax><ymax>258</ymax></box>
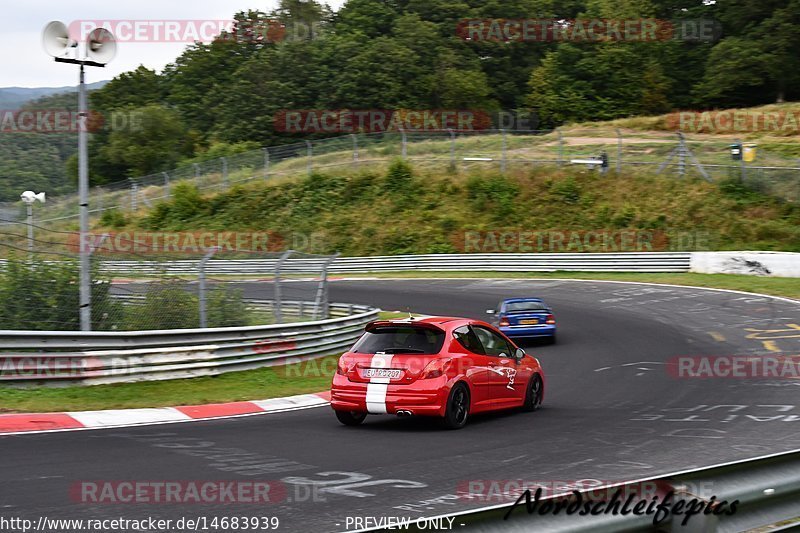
<box><xmin>78</xmin><ymin>62</ymin><xmax>91</xmax><ymax>331</ymax></box>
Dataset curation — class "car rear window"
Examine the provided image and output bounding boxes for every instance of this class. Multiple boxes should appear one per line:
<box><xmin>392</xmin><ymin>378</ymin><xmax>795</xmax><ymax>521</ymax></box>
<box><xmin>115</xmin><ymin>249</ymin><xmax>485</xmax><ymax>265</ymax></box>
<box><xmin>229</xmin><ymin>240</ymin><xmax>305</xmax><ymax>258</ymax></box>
<box><xmin>506</xmin><ymin>301</ymin><xmax>548</xmax><ymax>313</ymax></box>
<box><xmin>351</xmin><ymin>326</ymin><xmax>445</xmax><ymax>355</ymax></box>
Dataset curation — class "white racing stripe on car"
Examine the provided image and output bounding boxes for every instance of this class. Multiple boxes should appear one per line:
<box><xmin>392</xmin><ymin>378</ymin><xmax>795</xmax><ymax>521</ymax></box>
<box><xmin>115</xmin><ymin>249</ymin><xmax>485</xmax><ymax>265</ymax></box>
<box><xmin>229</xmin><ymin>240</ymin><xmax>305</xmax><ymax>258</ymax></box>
<box><xmin>365</xmin><ymin>352</ymin><xmax>394</xmax><ymax>414</ymax></box>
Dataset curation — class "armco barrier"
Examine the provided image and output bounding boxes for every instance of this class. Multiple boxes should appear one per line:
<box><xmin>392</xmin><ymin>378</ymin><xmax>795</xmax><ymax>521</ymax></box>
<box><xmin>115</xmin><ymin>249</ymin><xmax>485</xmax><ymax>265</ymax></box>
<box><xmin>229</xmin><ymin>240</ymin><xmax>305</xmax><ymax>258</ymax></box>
<box><xmin>94</xmin><ymin>252</ymin><xmax>694</xmax><ymax>276</ymax></box>
<box><xmin>373</xmin><ymin>450</ymin><xmax>800</xmax><ymax>532</ymax></box>
<box><xmin>0</xmin><ymin>303</ymin><xmax>377</xmax><ymax>386</ymax></box>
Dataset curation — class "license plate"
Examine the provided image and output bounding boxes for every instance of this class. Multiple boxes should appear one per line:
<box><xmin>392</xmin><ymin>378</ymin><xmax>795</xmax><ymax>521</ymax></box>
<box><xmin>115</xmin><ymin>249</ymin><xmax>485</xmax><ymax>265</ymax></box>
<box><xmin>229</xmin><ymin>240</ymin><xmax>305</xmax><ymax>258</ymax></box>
<box><xmin>520</xmin><ymin>319</ymin><xmax>540</xmax><ymax>325</ymax></box>
<box><xmin>363</xmin><ymin>368</ymin><xmax>402</xmax><ymax>379</ymax></box>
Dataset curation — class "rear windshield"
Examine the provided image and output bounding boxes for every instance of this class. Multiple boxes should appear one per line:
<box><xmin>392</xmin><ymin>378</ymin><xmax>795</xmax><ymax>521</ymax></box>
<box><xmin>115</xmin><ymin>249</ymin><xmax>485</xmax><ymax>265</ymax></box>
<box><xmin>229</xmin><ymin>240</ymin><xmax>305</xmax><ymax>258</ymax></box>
<box><xmin>505</xmin><ymin>301</ymin><xmax>548</xmax><ymax>313</ymax></box>
<box><xmin>351</xmin><ymin>326</ymin><xmax>445</xmax><ymax>355</ymax></box>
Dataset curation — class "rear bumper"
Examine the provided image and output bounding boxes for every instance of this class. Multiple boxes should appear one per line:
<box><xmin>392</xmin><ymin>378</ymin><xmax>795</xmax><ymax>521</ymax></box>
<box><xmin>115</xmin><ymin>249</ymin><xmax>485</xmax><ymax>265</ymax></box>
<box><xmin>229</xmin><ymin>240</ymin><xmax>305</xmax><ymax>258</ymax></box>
<box><xmin>500</xmin><ymin>324</ymin><xmax>556</xmax><ymax>338</ymax></box>
<box><xmin>330</xmin><ymin>374</ymin><xmax>449</xmax><ymax>417</ymax></box>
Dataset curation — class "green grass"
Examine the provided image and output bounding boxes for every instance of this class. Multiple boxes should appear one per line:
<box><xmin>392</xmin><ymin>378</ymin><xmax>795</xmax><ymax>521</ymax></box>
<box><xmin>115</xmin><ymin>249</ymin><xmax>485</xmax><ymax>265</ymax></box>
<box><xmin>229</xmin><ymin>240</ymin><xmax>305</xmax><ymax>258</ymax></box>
<box><xmin>0</xmin><ymin>354</ymin><xmax>341</xmax><ymax>414</ymax></box>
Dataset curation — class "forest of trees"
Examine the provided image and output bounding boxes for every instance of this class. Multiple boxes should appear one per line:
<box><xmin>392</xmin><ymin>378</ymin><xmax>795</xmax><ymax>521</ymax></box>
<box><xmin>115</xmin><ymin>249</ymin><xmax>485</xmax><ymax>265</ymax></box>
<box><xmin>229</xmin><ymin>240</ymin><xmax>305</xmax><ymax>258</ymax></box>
<box><xmin>2</xmin><ymin>0</ymin><xmax>798</xmax><ymax>197</ymax></box>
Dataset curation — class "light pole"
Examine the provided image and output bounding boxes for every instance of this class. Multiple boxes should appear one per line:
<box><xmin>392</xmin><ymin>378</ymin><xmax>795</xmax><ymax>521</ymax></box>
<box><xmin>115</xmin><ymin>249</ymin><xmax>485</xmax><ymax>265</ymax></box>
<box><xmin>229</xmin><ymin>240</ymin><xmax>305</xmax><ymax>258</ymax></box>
<box><xmin>19</xmin><ymin>191</ymin><xmax>46</xmax><ymax>255</ymax></box>
<box><xmin>42</xmin><ymin>21</ymin><xmax>116</xmax><ymax>331</ymax></box>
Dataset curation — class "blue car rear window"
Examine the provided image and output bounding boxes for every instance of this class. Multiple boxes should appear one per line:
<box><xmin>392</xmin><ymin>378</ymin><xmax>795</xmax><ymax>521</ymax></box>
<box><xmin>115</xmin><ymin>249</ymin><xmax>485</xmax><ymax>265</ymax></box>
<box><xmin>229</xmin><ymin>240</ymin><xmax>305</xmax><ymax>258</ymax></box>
<box><xmin>505</xmin><ymin>301</ymin><xmax>548</xmax><ymax>313</ymax></box>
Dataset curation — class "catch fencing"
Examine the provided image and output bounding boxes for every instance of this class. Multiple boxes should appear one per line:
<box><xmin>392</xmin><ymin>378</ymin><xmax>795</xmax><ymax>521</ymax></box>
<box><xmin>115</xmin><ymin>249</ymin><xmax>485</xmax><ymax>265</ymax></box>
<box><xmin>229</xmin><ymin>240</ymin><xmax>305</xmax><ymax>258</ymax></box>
<box><xmin>1</xmin><ymin>129</ymin><xmax>798</xmax><ymax>228</ymax></box>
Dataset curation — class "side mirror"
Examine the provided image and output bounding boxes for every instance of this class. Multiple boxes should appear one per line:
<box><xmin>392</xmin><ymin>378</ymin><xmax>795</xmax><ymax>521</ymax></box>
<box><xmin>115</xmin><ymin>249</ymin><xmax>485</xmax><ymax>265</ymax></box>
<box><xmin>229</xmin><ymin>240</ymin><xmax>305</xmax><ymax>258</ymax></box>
<box><xmin>486</xmin><ymin>309</ymin><xmax>495</xmax><ymax>315</ymax></box>
<box><xmin>514</xmin><ymin>348</ymin><xmax>526</xmax><ymax>363</ymax></box>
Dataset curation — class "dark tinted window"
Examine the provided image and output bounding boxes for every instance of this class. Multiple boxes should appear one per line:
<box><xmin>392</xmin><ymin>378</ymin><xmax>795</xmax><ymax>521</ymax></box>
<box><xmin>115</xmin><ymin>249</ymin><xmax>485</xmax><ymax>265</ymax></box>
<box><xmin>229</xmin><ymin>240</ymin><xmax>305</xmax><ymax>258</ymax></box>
<box><xmin>453</xmin><ymin>326</ymin><xmax>485</xmax><ymax>355</ymax></box>
<box><xmin>352</xmin><ymin>326</ymin><xmax>445</xmax><ymax>354</ymax></box>
<box><xmin>505</xmin><ymin>301</ymin><xmax>548</xmax><ymax>313</ymax></box>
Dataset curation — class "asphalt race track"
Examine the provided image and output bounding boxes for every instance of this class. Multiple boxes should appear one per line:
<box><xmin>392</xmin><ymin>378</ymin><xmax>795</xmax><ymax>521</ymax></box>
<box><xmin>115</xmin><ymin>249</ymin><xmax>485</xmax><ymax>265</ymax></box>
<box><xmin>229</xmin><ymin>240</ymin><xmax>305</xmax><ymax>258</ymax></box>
<box><xmin>2</xmin><ymin>279</ymin><xmax>799</xmax><ymax>532</ymax></box>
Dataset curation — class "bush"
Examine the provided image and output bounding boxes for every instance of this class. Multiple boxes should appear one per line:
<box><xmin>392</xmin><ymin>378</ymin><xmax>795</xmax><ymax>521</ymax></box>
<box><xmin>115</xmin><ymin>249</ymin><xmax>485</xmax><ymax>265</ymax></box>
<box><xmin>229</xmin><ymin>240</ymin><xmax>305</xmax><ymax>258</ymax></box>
<box><xmin>0</xmin><ymin>257</ymin><xmax>123</xmax><ymax>331</ymax></box>
<box><xmin>549</xmin><ymin>177</ymin><xmax>581</xmax><ymax>204</ymax></box>
<box><xmin>123</xmin><ymin>281</ymin><xmax>199</xmax><ymax>330</ymax></box>
<box><xmin>99</xmin><ymin>208</ymin><xmax>127</xmax><ymax>229</ymax></box>
<box><xmin>207</xmin><ymin>287</ymin><xmax>250</xmax><ymax>327</ymax></box>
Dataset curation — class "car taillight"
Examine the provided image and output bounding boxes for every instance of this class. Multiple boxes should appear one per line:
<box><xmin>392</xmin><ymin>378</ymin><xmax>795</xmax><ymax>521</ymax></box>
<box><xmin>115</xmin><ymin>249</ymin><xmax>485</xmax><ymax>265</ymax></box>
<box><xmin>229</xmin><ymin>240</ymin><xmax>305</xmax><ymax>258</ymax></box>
<box><xmin>336</xmin><ymin>357</ymin><xmax>349</xmax><ymax>375</ymax></box>
<box><xmin>499</xmin><ymin>317</ymin><xmax>510</xmax><ymax>327</ymax></box>
<box><xmin>546</xmin><ymin>314</ymin><xmax>556</xmax><ymax>325</ymax></box>
<box><xmin>422</xmin><ymin>358</ymin><xmax>451</xmax><ymax>379</ymax></box>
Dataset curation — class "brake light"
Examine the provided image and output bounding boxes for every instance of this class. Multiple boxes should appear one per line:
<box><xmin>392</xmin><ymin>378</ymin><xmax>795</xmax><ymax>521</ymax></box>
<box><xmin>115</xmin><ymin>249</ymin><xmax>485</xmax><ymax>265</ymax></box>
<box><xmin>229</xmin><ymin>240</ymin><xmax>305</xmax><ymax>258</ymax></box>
<box><xmin>422</xmin><ymin>358</ymin><xmax>451</xmax><ymax>379</ymax></box>
<box><xmin>499</xmin><ymin>317</ymin><xmax>510</xmax><ymax>327</ymax></box>
<box><xmin>546</xmin><ymin>314</ymin><xmax>556</xmax><ymax>325</ymax></box>
<box><xmin>336</xmin><ymin>356</ymin><xmax>350</xmax><ymax>375</ymax></box>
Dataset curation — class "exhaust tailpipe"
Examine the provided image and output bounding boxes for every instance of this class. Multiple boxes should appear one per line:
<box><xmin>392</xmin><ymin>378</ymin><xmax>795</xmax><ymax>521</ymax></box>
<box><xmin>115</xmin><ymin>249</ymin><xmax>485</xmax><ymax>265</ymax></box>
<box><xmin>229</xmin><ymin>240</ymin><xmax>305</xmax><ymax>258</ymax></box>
<box><xmin>396</xmin><ymin>410</ymin><xmax>413</xmax><ymax>417</ymax></box>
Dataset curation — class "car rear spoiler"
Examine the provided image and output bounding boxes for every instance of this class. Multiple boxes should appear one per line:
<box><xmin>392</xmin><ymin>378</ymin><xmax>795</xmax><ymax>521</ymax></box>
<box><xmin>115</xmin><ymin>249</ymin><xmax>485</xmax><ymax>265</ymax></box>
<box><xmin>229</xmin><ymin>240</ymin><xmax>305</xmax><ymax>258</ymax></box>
<box><xmin>365</xmin><ymin>320</ymin><xmax>445</xmax><ymax>333</ymax></box>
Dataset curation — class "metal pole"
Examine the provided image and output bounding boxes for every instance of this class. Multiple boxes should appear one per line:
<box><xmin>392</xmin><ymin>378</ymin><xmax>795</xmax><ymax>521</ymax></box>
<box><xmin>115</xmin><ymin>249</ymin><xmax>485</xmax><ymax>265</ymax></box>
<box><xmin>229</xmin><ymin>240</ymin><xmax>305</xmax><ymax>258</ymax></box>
<box><xmin>130</xmin><ymin>181</ymin><xmax>138</xmax><ymax>211</ymax></box>
<box><xmin>222</xmin><ymin>157</ymin><xmax>228</xmax><ymax>189</ymax></box>
<box><xmin>163</xmin><ymin>172</ymin><xmax>170</xmax><ymax>197</ymax></box>
<box><xmin>194</xmin><ymin>163</ymin><xmax>200</xmax><ymax>180</ymax></box>
<box><xmin>306</xmin><ymin>141</ymin><xmax>313</xmax><ymax>175</ymax></box>
<box><xmin>500</xmin><ymin>128</ymin><xmax>507</xmax><ymax>173</ymax></box>
<box><xmin>26</xmin><ymin>204</ymin><xmax>33</xmax><ymax>255</ymax></box>
<box><xmin>198</xmin><ymin>247</ymin><xmax>219</xmax><ymax>328</ymax></box>
<box><xmin>273</xmin><ymin>250</ymin><xmax>294</xmax><ymax>324</ymax></box>
<box><xmin>737</xmin><ymin>139</ymin><xmax>746</xmax><ymax>182</ymax></box>
<box><xmin>401</xmin><ymin>129</ymin><xmax>407</xmax><ymax>159</ymax></box>
<box><xmin>78</xmin><ymin>64</ymin><xmax>91</xmax><ymax>331</ymax></box>
<box><xmin>616</xmin><ymin>128</ymin><xmax>622</xmax><ymax>175</ymax></box>
<box><xmin>313</xmin><ymin>253</ymin><xmax>339</xmax><ymax>319</ymax></box>
<box><xmin>263</xmin><ymin>148</ymin><xmax>270</xmax><ymax>179</ymax></box>
<box><xmin>449</xmin><ymin>129</ymin><xmax>456</xmax><ymax>167</ymax></box>
<box><xmin>352</xmin><ymin>134</ymin><xmax>359</xmax><ymax>168</ymax></box>
<box><xmin>557</xmin><ymin>128</ymin><xmax>564</xmax><ymax>167</ymax></box>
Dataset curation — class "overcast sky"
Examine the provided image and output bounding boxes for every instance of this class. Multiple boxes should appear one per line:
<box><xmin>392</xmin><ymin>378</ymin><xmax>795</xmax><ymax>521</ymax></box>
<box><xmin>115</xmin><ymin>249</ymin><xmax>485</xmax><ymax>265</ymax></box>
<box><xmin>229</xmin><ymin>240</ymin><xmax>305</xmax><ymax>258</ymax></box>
<box><xmin>1</xmin><ymin>0</ymin><xmax>345</xmax><ymax>88</ymax></box>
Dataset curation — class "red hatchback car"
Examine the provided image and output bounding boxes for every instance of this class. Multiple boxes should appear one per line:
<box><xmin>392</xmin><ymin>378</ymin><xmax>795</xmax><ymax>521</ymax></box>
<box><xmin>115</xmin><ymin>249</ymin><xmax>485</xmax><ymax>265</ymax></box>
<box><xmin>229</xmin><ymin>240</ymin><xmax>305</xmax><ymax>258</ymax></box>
<box><xmin>330</xmin><ymin>316</ymin><xmax>545</xmax><ymax>429</ymax></box>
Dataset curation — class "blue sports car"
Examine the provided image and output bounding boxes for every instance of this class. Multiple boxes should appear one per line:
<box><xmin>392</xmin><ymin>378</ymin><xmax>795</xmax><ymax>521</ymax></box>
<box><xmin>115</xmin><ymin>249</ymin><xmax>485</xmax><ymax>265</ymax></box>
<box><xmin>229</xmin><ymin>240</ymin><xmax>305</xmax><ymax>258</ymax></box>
<box><xmin>487</xmin><ymin>298</ymin><xmax>557</xmax><ymax>343</ymax></box>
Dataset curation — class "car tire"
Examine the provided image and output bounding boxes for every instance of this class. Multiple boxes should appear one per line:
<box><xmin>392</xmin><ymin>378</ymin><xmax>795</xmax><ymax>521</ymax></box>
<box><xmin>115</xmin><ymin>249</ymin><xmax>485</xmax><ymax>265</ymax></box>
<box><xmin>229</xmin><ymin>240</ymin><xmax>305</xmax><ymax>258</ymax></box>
<box><xmin>335</xmin><ymin>410</ymin><xmax>367</xmax><ymax>426</ymax></box>
<box><xmin>442</xmin><ymin>383</ymin><xmax>470</xmax><ymax>430</ymax></box>
<box><xmin>548</xmin><ymin>333</ymin><xmax>557</xmax><ymax>345</ymax></box>
<box><xmin>522</xmin><ymin>374</ymin><xmax>543</xmax><ymax>412</ymax></box>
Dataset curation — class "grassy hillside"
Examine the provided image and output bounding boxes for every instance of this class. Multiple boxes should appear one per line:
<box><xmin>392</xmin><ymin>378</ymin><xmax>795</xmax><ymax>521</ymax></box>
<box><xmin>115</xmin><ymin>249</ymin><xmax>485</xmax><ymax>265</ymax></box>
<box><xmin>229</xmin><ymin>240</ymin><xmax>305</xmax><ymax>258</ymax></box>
<box><xmin>106</xmin><ymin>160</ymin><xmax>800</xmax><ymax>256</ymax></box>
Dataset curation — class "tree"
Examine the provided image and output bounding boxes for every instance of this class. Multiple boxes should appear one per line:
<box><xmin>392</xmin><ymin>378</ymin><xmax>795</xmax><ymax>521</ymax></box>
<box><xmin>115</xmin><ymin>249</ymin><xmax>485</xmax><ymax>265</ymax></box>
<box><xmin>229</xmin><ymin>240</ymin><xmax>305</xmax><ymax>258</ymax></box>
<box><xmin>100</xmin><ymin>104</ymin><xmax>190</xmax><ymax>177</ymax></box>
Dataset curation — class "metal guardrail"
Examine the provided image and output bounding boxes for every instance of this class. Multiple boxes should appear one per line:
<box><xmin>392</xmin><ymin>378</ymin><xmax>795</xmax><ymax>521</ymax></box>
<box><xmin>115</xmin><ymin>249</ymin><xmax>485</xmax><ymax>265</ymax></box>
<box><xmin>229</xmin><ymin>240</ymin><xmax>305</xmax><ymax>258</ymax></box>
<box><xmin>92</xmin><ymin>253</ymin><xmax>693</xmax><ymax>276</ymax></box>
<box><xmin>376</xmin><ymin>450</ymin><xmax>800</xmax><ymax>532</ymax></box>
<box><xmin>0</xmin><ymin>302</ymin><xmax>378</xmax><ymax>385</ymax></box>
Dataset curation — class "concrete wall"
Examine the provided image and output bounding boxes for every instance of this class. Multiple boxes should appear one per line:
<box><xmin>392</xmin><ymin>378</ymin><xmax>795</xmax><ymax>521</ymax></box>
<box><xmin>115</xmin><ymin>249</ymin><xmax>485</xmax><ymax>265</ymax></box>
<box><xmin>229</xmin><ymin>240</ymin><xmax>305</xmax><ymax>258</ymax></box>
<box><xmin>691</xmin><ymin>252</ymin><xmax>800</xmax><ymax>278</ymax></box>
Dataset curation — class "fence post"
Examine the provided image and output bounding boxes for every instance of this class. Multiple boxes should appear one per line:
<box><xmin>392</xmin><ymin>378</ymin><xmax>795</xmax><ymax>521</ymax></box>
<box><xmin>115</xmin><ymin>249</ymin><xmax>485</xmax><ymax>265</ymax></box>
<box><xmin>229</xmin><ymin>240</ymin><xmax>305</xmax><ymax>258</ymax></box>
<box><xmin>616</xmin><ymin>128</ymin><xmax>622</xmax><ymax>175</ymax></box>
<box><xmin>130</xmin><ymin>180</ymin><xmax>138</xmax><ymax>211</ymax></box>
<box><xmin>163</xmin><ymin>172</ymin><xmax>170</xmax><ymax>198</ymax></box>
<box><xmin>737</xmin><ymin>138</ymin><xmax>746</xmax><ymax>182</ymax></box>
<box><xmin>500</xmin><ymin>128</ymin><xmax>507</xmax><ymax>173</ymax></box>
<box><xmin>557</xmin><ymin>128</ymin><xmax>564</xmax><ymax>167</ymax></box>
<box><xmin>313</xmin><ymin>253</ymin><xmax>340</xmax><ymax>320</ymax></box>
<box><xmin>306</xmin><ymin>141</ymin><xmax>313</xmax><ymax>175</ymax></box>
<box><xmin>194</xmin><ymin>163</ymin><xmax>200</xmax><ymax>181</ymax></box>
<box><xmin>263</xmin><ymin>148</ymin><xmax>270</xmax><ymax>179</ymax></box>
<box><xmin>198</xmin><ymin>247</ymin><xmax>220</xmax><ymax>328</ymax></box>
<box><xmin>449</xmin><ymin>129</ymin><xmax>456</xmax><ymax>168</ymax></box>
<box><xmin>273</xmin><ymin>249</ymin><xmax>294</xmax><ymax>324</ymax></box>
<box><xmin>401</xmin><ymin>129</ymin><xmax>407</xmax><ymax>159</ymax></box>
<box><xmin>352</xmin><ymin>134</ymin><xmax>359</xmax><ymax>168</ymax></box>
<box><xmin>222</xmin><ymin>157</ymin><xmax>228</xmax><ymax>189</ymax></box>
